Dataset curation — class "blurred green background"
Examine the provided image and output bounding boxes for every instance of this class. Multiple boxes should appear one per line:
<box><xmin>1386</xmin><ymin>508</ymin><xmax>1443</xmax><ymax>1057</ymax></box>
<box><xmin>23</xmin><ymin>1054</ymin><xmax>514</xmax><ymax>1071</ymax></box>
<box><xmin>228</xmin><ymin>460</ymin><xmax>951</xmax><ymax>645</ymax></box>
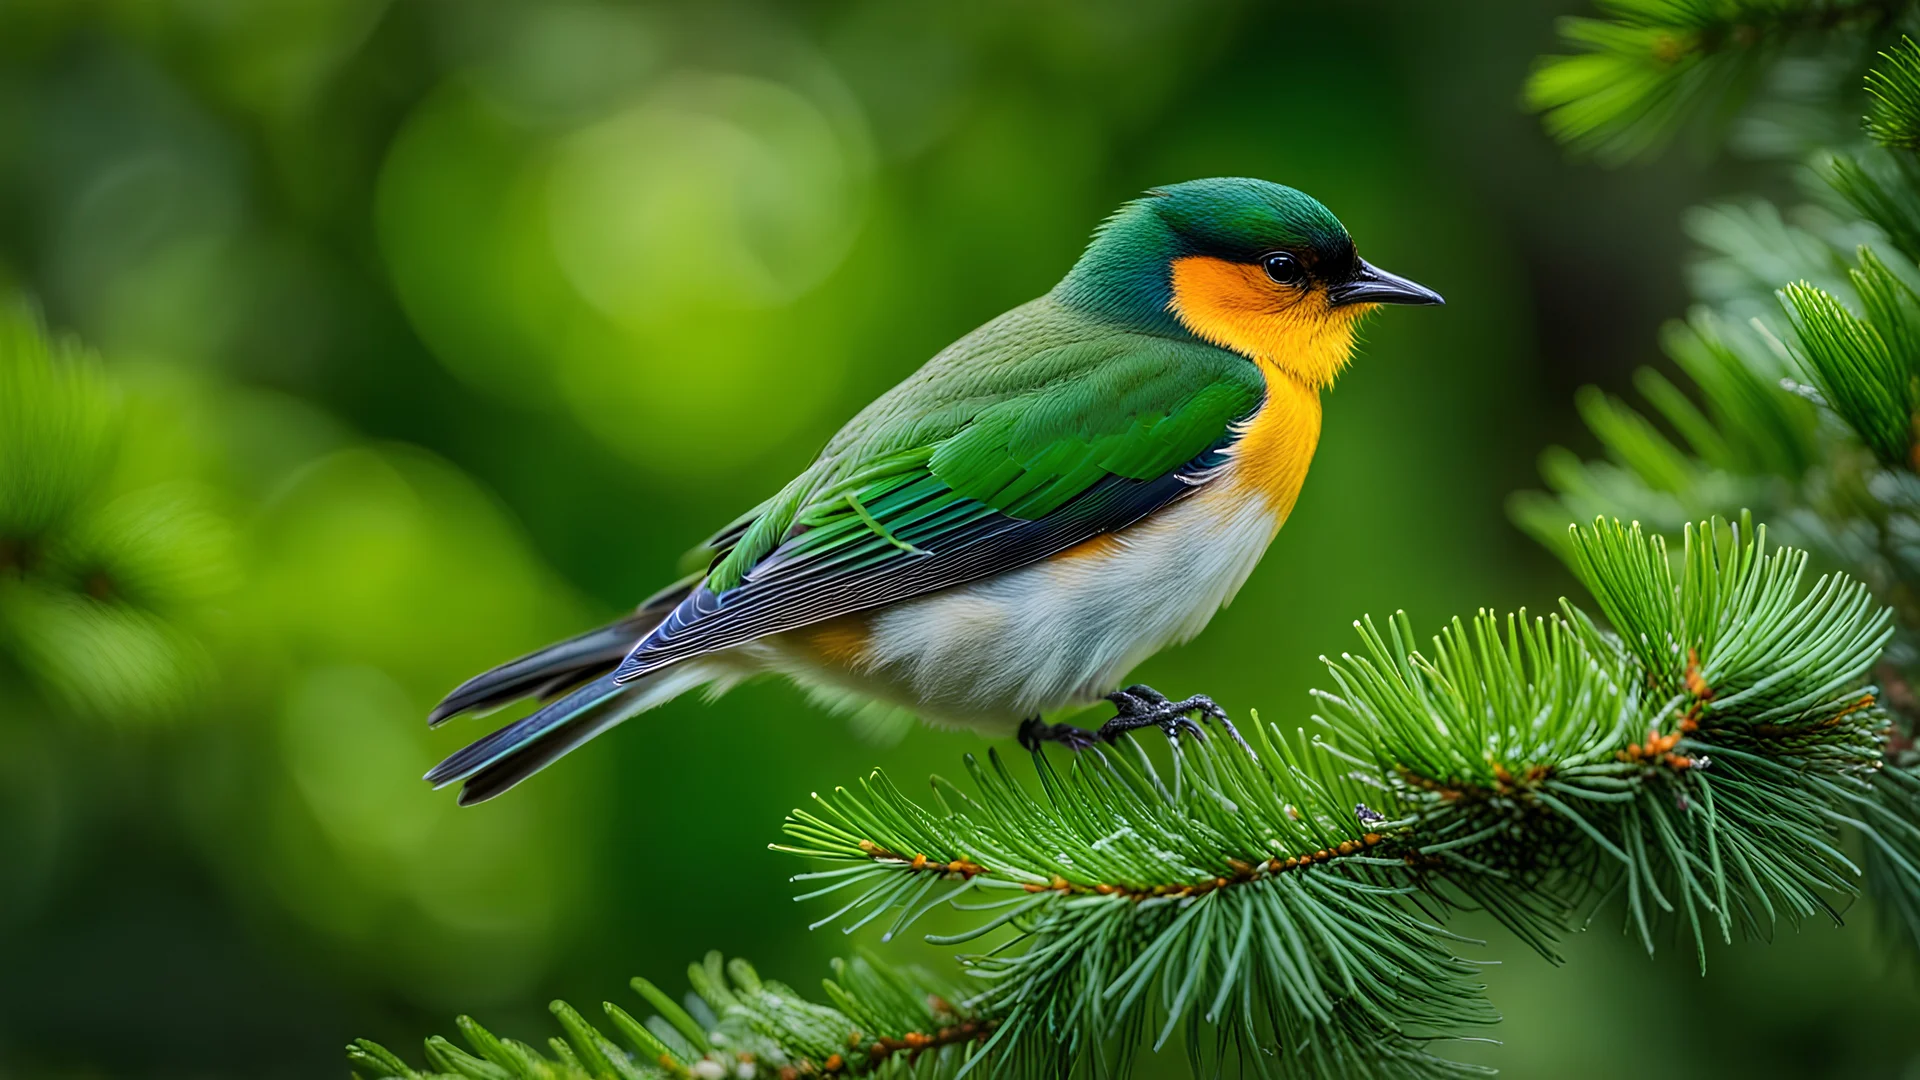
<box><xmin>0</xmin><ymin>0</ymin><xmax>1915</xmax><ymax>1076</ymax></box>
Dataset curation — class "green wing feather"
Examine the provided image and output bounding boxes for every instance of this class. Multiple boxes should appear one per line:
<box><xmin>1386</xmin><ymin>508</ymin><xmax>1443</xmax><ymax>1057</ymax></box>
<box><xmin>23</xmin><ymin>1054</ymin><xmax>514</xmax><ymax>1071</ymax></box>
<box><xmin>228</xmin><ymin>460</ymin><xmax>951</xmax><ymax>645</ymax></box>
<box><xmin>703</xmin><ymin>310</ymin><xmax>1263</xmax><ymax>593</ymax></box>
<box><xmin>931</xmin><ymin>342</ymin><xmax>1262</xmax><ymax>516</ymax></box>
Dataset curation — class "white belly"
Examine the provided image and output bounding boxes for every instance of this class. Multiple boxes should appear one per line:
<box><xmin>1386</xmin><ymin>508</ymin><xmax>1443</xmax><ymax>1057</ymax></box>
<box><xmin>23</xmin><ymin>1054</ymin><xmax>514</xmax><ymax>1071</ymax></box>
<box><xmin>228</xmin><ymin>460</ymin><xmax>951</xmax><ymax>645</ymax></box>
<box><xmin>738</xmin><ymin>474</ymin><xmax>1284</xmax><ymax>733</ymax></box>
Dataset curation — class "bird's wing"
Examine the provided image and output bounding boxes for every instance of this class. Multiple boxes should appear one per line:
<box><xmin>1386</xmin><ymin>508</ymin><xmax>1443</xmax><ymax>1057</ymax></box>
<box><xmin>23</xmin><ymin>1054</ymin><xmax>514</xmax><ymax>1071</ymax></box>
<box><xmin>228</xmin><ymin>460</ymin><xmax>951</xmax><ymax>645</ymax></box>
<box><xmin>675</xmin><ymin>499</ymin><xmax>768</xmax><ymax>577</ymax></box>
<box><xmin>612</xmin><ymin>330</ymin><xmax>1264</xmax><ymax>682</ymax></box>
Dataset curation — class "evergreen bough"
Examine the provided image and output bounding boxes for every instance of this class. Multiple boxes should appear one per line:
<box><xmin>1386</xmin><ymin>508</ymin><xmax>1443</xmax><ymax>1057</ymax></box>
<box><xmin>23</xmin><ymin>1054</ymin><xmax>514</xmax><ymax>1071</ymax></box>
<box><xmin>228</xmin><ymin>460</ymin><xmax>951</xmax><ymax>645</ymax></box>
<box><xmin>352</xmin><ymin>515</ymin><xmax>1909</xmax><ymax>1079</ymax></box>
<box><xmin>348</xmin><ymin>951</ymin><xmax>989</xmax><ymax>1080</ymax></box>
<box><xmin>1519</xmin><ymin>8</ymin><xmax>1920</xmax><ymax>968</ymax></box>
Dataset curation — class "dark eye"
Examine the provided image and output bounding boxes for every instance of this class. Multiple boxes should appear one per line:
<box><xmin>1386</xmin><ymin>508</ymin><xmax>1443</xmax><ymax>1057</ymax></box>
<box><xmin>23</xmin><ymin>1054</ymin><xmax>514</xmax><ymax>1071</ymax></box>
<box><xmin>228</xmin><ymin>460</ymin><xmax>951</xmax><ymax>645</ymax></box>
<box><xmin>1262</xmin><ymin>251</ymin><xmax>1306</xmax><ymax>286</ymax></box>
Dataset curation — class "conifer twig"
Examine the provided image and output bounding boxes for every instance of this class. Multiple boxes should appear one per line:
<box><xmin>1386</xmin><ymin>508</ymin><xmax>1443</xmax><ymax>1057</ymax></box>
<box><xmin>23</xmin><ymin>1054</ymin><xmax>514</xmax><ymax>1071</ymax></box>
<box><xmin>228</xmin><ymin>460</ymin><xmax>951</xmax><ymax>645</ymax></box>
<box><xmin>772</xmin><ymin>516</ymin><xmax>1900</xmax><ymax>1077</ymax></box>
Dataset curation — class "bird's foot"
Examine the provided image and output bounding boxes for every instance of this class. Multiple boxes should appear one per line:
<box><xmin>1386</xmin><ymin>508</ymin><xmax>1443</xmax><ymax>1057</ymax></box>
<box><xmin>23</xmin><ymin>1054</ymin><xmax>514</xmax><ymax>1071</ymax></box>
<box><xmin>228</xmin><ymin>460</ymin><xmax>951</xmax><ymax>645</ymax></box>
<box><xmin>1098</xmin><ymin>685</ymin><xmax>1252</xmax><ymax>752</ymax></box>
<box><xmin>1018</xmin><ymin>717</ymin><xmax>1101</xmax><ymax>752</ymax></box>
<box><xmin>1017</xmin><ymin>686</ymin><xmax>1249</xmax><ymax>755</ymax></box>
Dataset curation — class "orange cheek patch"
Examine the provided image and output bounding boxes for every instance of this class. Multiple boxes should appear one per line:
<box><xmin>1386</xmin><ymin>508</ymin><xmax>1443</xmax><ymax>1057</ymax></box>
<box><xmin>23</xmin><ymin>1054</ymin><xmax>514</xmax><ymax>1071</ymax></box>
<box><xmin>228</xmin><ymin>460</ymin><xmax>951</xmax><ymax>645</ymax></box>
<box><xmin>1168</xmin><ymin>256</ymin><xmax>1364</xmax><ymax>388</ymax></box>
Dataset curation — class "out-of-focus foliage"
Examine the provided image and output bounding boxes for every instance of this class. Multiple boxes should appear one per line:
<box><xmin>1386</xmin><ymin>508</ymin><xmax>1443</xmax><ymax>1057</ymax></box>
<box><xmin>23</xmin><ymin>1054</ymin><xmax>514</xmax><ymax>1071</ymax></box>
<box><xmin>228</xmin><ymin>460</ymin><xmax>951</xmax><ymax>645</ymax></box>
<box><xmin>0</xmin><ymin>297</ymin><xmax>606</xmax><ymax>1009</ymax></box>
<box><xmin>0</xmin><ymin>305</ymin><xmax>233</xmax><ymax>722</ymax></box>
<box><xmin>201</xmin><ymin>445</ymin><xmax>601</xmax><ymax>1003</ymax></box>
<box><xmin>377</xmin><ymin>46</ymin><xmax>877</xmax><ymax>475</ymax></box>
<box><xmin>1527</xmin><ymin>0</ymin><xmax>1911</xmax><ymax>164</ymax></box>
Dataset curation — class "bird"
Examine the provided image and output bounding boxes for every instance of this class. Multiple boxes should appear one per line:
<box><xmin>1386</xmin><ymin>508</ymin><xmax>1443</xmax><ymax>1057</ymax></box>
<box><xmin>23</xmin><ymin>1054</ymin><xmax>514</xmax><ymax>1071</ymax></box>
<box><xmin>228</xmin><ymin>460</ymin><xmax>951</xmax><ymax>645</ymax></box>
<box><xmin>424</xmin><ymin>176</ymin><xmax>1443</xmax><ymax>804</ymax></box>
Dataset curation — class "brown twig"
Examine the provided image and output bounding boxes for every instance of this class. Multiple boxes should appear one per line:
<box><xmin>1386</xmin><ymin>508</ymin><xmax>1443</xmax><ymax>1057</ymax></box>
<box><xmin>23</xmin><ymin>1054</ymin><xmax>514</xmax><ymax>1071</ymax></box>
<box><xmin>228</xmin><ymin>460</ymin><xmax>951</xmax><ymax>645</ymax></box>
<box><xmin>772</xmin><ymin>1017</ymin><xmax>997</xmax><ymax>1078</ymax></box>
<box><xmin>855</xmin><ymin>840</ymin><xmax>985</xmax><ymax>879</ymax></box>
<box><xmin>1016</xmin><ymin>831</ymin><xmax>1394</xmax><ymax>902</ymax></box>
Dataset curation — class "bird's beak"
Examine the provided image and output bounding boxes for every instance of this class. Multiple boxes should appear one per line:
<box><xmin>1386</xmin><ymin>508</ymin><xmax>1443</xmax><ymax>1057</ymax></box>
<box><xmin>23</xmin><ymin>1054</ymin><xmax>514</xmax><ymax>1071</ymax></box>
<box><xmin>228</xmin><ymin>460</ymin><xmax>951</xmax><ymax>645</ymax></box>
<box><xmin>1327</xmin><ymin>259</ymin><xmax>1444</xmax><ymax>307</ymax></box>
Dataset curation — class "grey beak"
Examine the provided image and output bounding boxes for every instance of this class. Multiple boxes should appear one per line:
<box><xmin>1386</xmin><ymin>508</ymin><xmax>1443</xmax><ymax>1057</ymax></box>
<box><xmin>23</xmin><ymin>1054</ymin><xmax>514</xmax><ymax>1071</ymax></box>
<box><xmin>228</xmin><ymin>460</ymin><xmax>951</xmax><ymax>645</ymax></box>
<box><xmin>1327</xmin><ymin>258</ymin><xmax>1444</xmax><ymax>307</ymax></box>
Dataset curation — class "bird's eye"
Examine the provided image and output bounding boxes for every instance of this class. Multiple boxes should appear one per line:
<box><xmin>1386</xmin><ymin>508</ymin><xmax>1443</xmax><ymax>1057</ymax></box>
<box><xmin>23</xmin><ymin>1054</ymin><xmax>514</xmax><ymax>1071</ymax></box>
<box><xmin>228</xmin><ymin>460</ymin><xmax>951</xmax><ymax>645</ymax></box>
<box><xmin>1262</xmin><ymin>252</ymin><xmax>1306</xmax><ymax>286</ymax></box>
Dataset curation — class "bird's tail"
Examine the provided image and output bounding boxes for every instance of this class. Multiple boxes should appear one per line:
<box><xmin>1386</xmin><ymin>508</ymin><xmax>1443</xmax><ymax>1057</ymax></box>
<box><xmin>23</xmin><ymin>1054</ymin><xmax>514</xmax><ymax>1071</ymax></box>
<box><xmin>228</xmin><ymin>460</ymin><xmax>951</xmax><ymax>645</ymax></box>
<box><xmin>425</xmin><ymin>667</ymin><xmax>708</xmax><ymax>804</ymax></box>
<box><xmin>424</xmin><ymin>585</ymin><xmax>702</xmax><ymax>804</ymax></box>
<box><xmin>424</xmin><ymin>673</ymin><xmax>630</xmax><ymax>804</ymax></box>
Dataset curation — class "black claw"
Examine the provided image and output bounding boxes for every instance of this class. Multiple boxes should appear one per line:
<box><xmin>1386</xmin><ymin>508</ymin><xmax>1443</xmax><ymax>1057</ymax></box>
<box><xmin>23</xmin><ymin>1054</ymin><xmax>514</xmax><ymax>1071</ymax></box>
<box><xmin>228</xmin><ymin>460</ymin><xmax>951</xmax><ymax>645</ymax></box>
<box><xmin>1100</xmin><ymin>686</ymin><xmax>1252</xmax><ymax>755</ymax></box>
<box><xmin>1019</xmin><ymin>688</ymin><xmax>1249</xmax><ymax>756</ymax></box>
<box><xmin>1095</xmin><ymin>685</ymin><xmax>1229</xmax><ymax>745</ymax></box>
<box><xmin>1019</xmin><ymin>717</ymin><xmax>1099</xmax><ymax>752</ymax></box>
<box><xmin>1093</xmin><ymin>710</ymin><xmax>1203</xmax><ymax>744</ymax></box>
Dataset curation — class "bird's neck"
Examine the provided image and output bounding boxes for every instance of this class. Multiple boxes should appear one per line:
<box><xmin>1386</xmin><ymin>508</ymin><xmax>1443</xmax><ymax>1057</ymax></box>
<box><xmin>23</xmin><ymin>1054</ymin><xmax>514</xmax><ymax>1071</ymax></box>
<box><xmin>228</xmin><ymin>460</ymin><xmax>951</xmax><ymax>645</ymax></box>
<box><xmin>1051</xmin><ymin>204</ymin><xmax>1190</xmax><ymax>337</ymax></box>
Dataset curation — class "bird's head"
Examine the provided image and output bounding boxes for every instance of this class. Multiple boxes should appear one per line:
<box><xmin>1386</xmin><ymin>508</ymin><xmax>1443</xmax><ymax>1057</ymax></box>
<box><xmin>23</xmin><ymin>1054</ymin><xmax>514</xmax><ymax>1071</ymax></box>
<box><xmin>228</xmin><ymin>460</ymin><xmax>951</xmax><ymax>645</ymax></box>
<box><xmin>1055</xmin><ymin>177</ymin><xmax>1442</xmax><ymax>388</ymax></box>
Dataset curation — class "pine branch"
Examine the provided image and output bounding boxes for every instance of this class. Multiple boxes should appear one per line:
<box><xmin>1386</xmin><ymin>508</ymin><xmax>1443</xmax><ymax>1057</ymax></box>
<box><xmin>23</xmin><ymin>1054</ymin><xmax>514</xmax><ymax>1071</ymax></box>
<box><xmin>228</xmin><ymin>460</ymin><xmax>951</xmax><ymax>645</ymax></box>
<box><xmin>780</xmin><ymin>717</ymin><xmax>1494</xmax><ymax>1080</ymax></box>
<box><xmin>1526</xmin><ymin>0</ymin><xmax>1910</xmax><ymax>163</ymax></box>
<box><xmin>1526</xmin><ymin>6</ymin><xmax>1920</xmax><ymax>973</ymax></box>
<box><xmin>363</xmin><ymin>508</ymin><xmax>1907</xmax><ymax>1079</ymax></box>
<box><xmin>349</xmin><ymin>951</ymin><xmax>993</xmax><ymax>1080</ymax></box>
<box><xmin>774</xmin><ymin>517</ymin><xmax>1900</xmax><ymax>1078</ymax></box>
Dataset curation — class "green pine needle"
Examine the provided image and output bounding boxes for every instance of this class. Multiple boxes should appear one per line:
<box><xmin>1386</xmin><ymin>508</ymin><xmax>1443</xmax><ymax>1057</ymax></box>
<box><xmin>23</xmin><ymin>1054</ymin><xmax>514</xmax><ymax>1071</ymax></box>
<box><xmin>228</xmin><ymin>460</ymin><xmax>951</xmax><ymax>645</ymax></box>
<box><xmin>1779</xmin><ymin>277</ymin><xmax>1916</xmax><ymax>467</ymax></box>
<box><xmin>1660</xmin><ymin>313</ymin><xmax>1821</xmax><ymax>476</ymax></box>
<box><xmin>1866</xmin><ymin>36</ymin><xmax>1920</xmax><ymax>151</ymax></box>
<box><xmin>1824</xmin><ymin>151</ymin><xmax>1920</xmax><ymax>266</ymax></box>
<box><xmin>350</xmin><ymin>950</ymin><xmax>989</xmax><ymax>1080</ymax></box>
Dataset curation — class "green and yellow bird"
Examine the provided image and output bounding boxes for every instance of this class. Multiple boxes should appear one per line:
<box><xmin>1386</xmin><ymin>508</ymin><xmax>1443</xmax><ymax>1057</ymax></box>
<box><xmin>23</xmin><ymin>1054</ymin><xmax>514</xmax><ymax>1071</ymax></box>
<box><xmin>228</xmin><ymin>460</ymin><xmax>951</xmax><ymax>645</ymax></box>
<box><xmin>425</xmin><ymin>177</ymin><xmax>1442</xmax><ymax>803</ymax></box>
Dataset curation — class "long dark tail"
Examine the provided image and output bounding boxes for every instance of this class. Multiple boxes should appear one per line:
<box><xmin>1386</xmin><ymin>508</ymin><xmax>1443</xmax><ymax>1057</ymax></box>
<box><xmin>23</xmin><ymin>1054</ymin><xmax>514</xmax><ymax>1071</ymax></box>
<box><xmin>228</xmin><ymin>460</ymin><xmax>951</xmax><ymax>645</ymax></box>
<box><xmin>425</xmin><ymin>582</ymin><xmax>695</xmax><ymax>804</ymax></box>
<box><xmin>424</xmin><ymin>673</ymin><xmax>638</xmax><ymax>803</ymax></box>
<box><xmin>427</xmin><ymin>612</ymin><xmax>659</xmax><ymax>726</ymax></box>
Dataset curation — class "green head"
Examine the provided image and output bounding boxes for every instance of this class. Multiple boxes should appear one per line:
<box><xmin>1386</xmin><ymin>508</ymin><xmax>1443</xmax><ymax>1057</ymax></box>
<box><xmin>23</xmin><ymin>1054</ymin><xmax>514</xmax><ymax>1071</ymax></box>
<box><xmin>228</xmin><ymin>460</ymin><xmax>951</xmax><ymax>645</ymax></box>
<box><xmin>1054</xmin><ymin>178</ymin><xmax>1441</xmax><ymax>384</ymax></box>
